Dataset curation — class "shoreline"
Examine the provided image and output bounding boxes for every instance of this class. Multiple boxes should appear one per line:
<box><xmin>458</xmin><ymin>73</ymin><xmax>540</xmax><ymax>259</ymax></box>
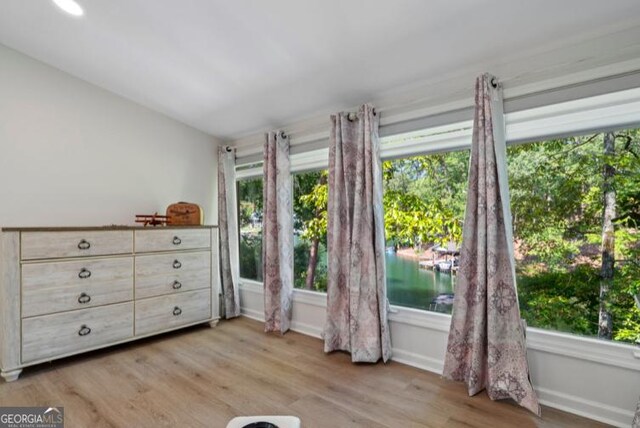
<box><xmin>395</xmin><ymin>247</ymin><xmax>437</xmax><ymax>261</ymax></box>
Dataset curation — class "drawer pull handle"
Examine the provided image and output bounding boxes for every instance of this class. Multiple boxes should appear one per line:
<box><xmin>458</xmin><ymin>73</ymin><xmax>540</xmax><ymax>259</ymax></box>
<box><xmin>78</xmin><ymin>268</ymin><xmax>92</xmax><ymax>279</ymax></box>
<box><xmin>78</xmin><ymin>325</ymin><xmax>91</xmax><ymax>336</ymax></box>
<box><xmin>173</xmin><ymin>260</ymin><xmax>182</xmax><ymax>269</ymax></box>
<box><xmin>172</xmin><ymin>236</ymin><xmax>182</xmax><ymax>245</ymax></box>
<box><xmin>78</xmin><ymin>293</ymin><xmax>91</xmax><ymax>304</ymax></box>
<box><xmin>172</xmin><ymin>280</ymin><xmax>182</xmax><ymax>290</ymax></box>
<box><xmin>173</xmin><ymin>306</ymin><xmax>182</xmax><ymax>316</ymax></box>
<box><xmin>77</xmin><ymin>239</ymin><xmax>91</xmax><ymax>250</ymax></box>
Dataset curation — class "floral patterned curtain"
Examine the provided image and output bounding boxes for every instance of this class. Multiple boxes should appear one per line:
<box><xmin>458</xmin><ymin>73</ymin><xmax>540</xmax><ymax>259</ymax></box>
<box><xmin>442</xmin><ymin>74</ymin><xmax>540</xmax><ymax>415</ymax></box>
<box><xmin>218</xmin><ymin>146</ymin><xmax>241</xmax><ymax>319</ymax></box>
<box><xmin>262</xmin><ymin>131</ymin><xmax>294</xmax><ymax>334</ymax></box>
<box><xmin>324</xmin><ymin>104</ymin><xmax>392</xmax><ymax>363</ymax></box>
<box><xmin>633</xmin><ymin>397</ymin><xmax>640</xmax><ymax>428</ymax></box>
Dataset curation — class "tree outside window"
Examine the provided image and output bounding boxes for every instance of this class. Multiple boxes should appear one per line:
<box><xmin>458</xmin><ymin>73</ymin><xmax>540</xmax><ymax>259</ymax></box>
<box><xmin>238</xmin><ymin>177</ymin><xmax>263</xmax><ymax>282</ymax></box>
<box><xmin>508</xmin><ymin>129</ymin><xmax>640</xmax><ymax>343</ymax></box>
<box><xmin>293</xmin><ymin>170</ymin><xmax>328</xmax><ymax>292</ymax></box>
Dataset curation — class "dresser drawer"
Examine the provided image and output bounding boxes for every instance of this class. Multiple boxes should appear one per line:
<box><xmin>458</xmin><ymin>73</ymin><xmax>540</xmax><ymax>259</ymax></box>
<box><xmin>134</xmin><ymin>229</ymin><xmax>210</xmax><ymax>253</ymax></box>
<box><xmin>22</xmin><ymin>257</ymin><xmax>134</xmax><ymax>317</ymax></box>
<box><xmin>135</xmin><ymin>289</ymin><xmax>211</xmax><ymax>336</ymax></box>
<box><xmin>22</xmin><ymin>302</ymin><xmax>134</xmax><ymax>363</ymax></box>
<box><xmin>23</xmin><ymin>278</ymin><xmax>133</xmax><ymax>318</ymax></box>
<box><xmin>22</xmin><ymin>257</ymin><xmax>133</xmax><ymax>289</ymax></box>
<box><xmin>21</xmin><ymin>231</ymin><xmax>133</xmax><ymax>260</ymax></box>
<box><xmin>135</xmin><ymin>269</ymin><xmax>210</xmax><ymax>299</ymax></box>
<box><xmin>135</xmin><ymin>251</ymin><xmax>210</xmax><ymax>277</ymax></box>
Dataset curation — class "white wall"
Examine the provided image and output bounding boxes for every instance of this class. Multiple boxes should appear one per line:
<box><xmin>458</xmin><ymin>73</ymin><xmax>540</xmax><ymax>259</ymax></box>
<box><xmin>239</xmin><ymin>282</ymin><xmax>640</xmax><ymax>428</ymax></box>
<box><xmin>0</xmin><ymin>44</ymin><xmax>219</xmax><ymax>227</ymax></box>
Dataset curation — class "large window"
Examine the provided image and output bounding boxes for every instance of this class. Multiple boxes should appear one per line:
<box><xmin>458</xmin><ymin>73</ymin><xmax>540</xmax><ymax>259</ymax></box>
<box><xmin>293</xmin><ymin>170</ymin><xmax>328</xmax><ymax>292</ymax></box>
<box><xmin>381</xmin><ymin>127</ymin><xmax>640</xmax><ymax>344</ymax></box>
<box><xmin>508</xmin><ymin>128</ymin><xmax>640</xmax><ymax>343</ymax></box>
<box><xmin>383</xmin><ymin>150</ymin><xmax>470</xmax><ymax>314</ymax></box>
<box><xmin>238</xmin><ymin>177</ymin><xmax>263</xmax><ymax>282</ymax></box>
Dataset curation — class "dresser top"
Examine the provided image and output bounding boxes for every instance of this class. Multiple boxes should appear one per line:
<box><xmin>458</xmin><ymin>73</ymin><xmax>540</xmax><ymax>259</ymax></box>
<box><xmin>1</xmin><ymin>225</ymin><xmax>218</xmax><ymax>232</ymax></box>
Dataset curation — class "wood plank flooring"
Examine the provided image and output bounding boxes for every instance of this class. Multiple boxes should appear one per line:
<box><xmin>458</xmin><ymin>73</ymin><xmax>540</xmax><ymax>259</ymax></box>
<box><xmin>0</xmin><ymin>317</ymin><xmax>609</xmax><ymax>428</ymax></box>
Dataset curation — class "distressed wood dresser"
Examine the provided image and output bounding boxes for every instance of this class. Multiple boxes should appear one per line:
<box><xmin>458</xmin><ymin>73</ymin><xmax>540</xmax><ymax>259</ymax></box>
<box><xmin>0</xmin><ymin>226</ymin><xmax>219</xmax><ymax>382</ymax></box>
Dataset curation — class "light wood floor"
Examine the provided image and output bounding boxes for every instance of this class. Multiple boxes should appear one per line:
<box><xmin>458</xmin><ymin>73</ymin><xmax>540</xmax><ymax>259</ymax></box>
<box><xmin>0</xmin><ymin>317</ymin><xmax>608</xmax><ymax>428</ymax></box>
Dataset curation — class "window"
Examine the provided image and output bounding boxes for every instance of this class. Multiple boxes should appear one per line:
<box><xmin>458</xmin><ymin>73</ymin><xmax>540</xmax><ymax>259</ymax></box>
<box><xmin>233</xmin><ymin>89</ymin><xmax>640</xmax><ymax>345</ymax></box>
<box><xmin>381</xmin><ymin>126</ymin><xmax>640</xmax><ymax>345</ymax></box>
<box><xmin>237</xmin><ymin>177</ymin><xmax>263</xmax><ymax>282</ymax></box>
<box><xmin>293</xmin><ymin>170</ymin><xmax>328</xmax><ymax>292</ymax></box>
<box><xmin>508</xmin><ymin>128</ymin><xmax>640</xmax><ymax>344</ymax></box>
<box><xmin>383</xmin><ymin>149</ymin><xmax>470</xmax><ymax>314</ymax></box>
<box><xmin>237</xmin><ymin>168</ymin><xmax>330</xmax><ymax>293</ymax></box>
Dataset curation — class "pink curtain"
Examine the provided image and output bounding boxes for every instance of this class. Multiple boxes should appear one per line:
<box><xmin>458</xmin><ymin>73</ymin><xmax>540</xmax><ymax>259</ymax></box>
<box><xmin>324</xmin><ymin>104</ymin><xmax>392</xmax><ymax>363</ymax></box>
<box><xmin>262</xmin><ymin>131</ymin><xmax>293</xmax><ymax>334</ymax></box>
<box><xmin>442</xmin><ymin>74</ymin><xmax>540</xmax><ymax>415</ymax></box>
<box><xmin>633</xmin><ymin>397</ymin><xmax>640</xmax><ymax>428</ymax></box>
<box><xmin>218</xmin><ymin>146</ymin><xmax>241</xmax><ymax>318</ymax></box>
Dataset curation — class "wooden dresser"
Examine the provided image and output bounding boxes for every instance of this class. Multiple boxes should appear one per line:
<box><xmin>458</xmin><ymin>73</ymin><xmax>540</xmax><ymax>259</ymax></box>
<box><xmin>0</xmin><ymin>226</ymin><xmax>219</xmax><ymax>382</ymax></box>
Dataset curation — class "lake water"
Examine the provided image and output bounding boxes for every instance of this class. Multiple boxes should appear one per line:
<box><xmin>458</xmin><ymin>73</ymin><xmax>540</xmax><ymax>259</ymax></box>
<box><xmin>385</xmin><ymin>252</ymin><xmax>456</xmax><ymax>313</ymax></box>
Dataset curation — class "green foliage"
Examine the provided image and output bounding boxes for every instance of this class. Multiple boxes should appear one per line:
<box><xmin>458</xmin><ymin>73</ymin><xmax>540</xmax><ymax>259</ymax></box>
<box><xmin>239</xmin><ymin>233</ymin><xmax>262</xmax><ymax>281</ymax></box>
<box><xmin>293</xmin><ymin>241</ymin><xmax>310</xmax><ymax>289</ymax></box>
<box><xmin>508</xmin><ymin>136</ymin><xmax>602</xmax><ymax>247</ymax></box>
<box><xmin>518</xmin><ymin>224</ymin><xmax>581</xmax><ymax>269</ymax></box>
<box><xmin>612</xmin><ymin>227</ymin><xmax>640</xmax><ymax>343</ymax></box>
<box><xmin>382</xmin><ymin>151</ymin><xmax>468</xmax><ymax>248</ymax></box>
<box><xmin>615</xmin><ymin>128</ymin><xmax>640</xmax><ymax>227</ymax></box>
<box><xmin>237</xmin><ymin>178</ymin><xmax>263</xmax><ymax>226</ymax></box>
<box><xmin>298</xmin><ymin>173</ymin><xmax>328</xmax><ymax>243</ymax></box>
<box><xmin>238</xmin><ymin>178</ymin><xmax>264</xmax><ymax>281</ymax></box>
<box><xmin>293</xmin><ymin>240</ymin><xmax>328</xmax><ymax>292</ymax></box>
<box><xmin>293</xmin><ymin>170</ymin><xmax>328</xmax><ymax>290</ymax></box>
<box><xmin>384</xmin><ymin>190</ymin><xmax>434</xmax><ymax>246</ymax></box>
<box><xmin>508</xmin><ymin>130</ymin><xmax>640</xmax><ymax>343</ymax></box>
<box><xmin>517</xmin><ymin>266</ymin><xmax>600</xmax><ymax>335</ymax></box>
<box><xmin>613</xmin><ymin>306</ymin><xmax>640</xmax><ymax>343</ymax></box>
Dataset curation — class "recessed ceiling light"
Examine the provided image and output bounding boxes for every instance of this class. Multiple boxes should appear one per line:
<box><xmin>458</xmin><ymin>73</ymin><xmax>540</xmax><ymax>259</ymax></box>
<box><xmin>52</xmin><ymin>0</ymin><xmax>84</xmax><ymax>17</ymax></box>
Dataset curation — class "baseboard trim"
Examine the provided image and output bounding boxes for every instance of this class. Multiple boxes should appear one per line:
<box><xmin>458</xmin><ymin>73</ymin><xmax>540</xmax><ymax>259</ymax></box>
<box><xmin>241</xmin><ymin>307</ymin><xmax>264</xmax><ymax>322</ymax></box>
<box><xmin>290</xmin><ymin>319</ymin><xmax>323</xmax><ymax>339</ymax></box>
<box><xmin>241</xmin><ymin>307</ymin><xmax>323</xmax><ymax>339</ymax></box>
<box><xmin>536</xmin><ymin>387</ymin><xmax>633</xmax><ymax>428</ymax></box>
<box><xmin>390</xmin><ymin>348</ymin><xmax>444</xmax><ymax>375</ymax></box>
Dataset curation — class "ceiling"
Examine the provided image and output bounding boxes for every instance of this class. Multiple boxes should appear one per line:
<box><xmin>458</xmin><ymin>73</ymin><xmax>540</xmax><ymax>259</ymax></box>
<box><xmin>2</xmin><ymin>1</ymin><xmax>640</xmax><ymax>141</ymax></box>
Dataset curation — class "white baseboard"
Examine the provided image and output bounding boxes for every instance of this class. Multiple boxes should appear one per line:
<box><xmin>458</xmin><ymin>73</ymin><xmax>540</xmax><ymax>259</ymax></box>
<box><xmin>536</xmin><ymin>387</ymin><xmax>634</xmax><ymax>428</ymax></box>
<box><xmin>290</xmin><ymin>319</ymin><xmax>323</xmax><ymax>339</ymax></box>
<box><xmin>390</xmin><ymin>348</ymin><xmax>444</xmax><ymax>375</ymax></box>
<box><xmin>241</xmin><ymin>307</ymin><xmax>323</xmax><ymax>338</ymax></box>
<box><xmin>241</xmin><ymin>307</ymin><xmax>264</xmax><ymax>322</ymax></box>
